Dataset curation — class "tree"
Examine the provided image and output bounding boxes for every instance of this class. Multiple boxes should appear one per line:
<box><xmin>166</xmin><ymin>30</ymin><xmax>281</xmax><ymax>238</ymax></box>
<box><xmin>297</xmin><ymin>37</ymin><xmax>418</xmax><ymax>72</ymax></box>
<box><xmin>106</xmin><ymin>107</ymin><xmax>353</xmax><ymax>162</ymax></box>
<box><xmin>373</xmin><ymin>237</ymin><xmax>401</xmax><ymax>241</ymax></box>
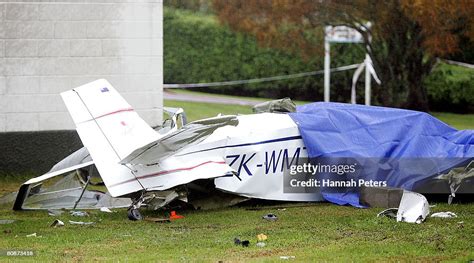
<box><xmin>212</xmin><ymin>0</ymin><xmax>474</xmax><ymax>111</ymax></box>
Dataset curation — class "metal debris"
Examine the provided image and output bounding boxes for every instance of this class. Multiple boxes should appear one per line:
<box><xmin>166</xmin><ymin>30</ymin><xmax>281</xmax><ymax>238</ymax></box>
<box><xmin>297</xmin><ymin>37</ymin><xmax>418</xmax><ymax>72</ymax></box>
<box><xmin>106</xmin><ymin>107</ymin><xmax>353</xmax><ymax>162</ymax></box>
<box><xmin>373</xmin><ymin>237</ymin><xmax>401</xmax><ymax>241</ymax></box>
<box><xmin>69</xmin><ymin>220</ymin><xmax>94</xmax><ymax>225</ymax></box>
<box><xmin>376</xmin><ymin>190</ymin><xmax>430</xmax><ymax>224</ymax></box>
<box><xmin>100</xmin><ymin>207</ymin><xmax>113</xmax><ymax>213</ymax></box>
<box><xmin>48</xmin><ymin>209</ymin><xmax>64</xmax><ymax>216</ymax></box>
<box><xmin>377</xmin><ymin>208</ymin><xmax>398</xmax><ymax>219</ymax></box>
<box><xmin>50</xmin><ymin>219</ymin><xmax>65</xmax><ymax>228</ymax></box>
<box><xmin>252</xmin><ymin>98</ymin><xmax>296</xmax><ymax>113</ymax></box>
<box><xmin>437</xmin><ymin>160</ymin><xmax>474</xmax><ymax>204</ymax></box>
<box><xmin>262</xmin><ymin>213</ymin><xmax>278</xmax><ymax>221</ymax></box>
<box><xmin>396</xmin><ymin>191</ymin><xmax>430</xmax><ymax>224</ymax></box>
<box><xmin>70</xmin><ymin>211</ymin><xmax>89</xmax><ymax>217</ymax></box>
<box><xmin>430</xmin><ymin>212</ymin><xmax>458</xmax><ymax>218</ymax></box>
<box><xmin>256</xmin><ymin>242</ymin><xmax>266</xmax><ymax>248</ymax></box>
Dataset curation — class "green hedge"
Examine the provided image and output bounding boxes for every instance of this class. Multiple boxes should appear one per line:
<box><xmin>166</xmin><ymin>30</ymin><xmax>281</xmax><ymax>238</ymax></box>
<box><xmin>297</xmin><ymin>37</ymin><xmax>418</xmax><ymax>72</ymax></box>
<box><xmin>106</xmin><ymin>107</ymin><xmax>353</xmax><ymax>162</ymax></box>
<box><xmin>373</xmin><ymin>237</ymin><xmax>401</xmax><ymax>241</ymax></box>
<box><xmin>164</xmin><ymin>8</ymin><xmax>473</xmax><ymax>112</ymax></box>
<box><xmin>164</xmin><ymin>8</ymin><xmax>366</xmax><ymax>102</ymax></box>
<box><xmin>425</xmin><ymin>63</ymin><xmax>474</xmax><ymax>112</ymax></box>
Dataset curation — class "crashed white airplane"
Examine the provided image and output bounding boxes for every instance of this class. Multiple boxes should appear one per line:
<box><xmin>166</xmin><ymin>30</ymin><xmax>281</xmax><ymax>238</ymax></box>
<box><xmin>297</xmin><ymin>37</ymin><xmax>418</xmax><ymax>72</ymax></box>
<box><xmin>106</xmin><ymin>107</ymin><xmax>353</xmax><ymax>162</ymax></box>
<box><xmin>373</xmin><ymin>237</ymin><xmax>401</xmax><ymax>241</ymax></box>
<box><xmin>14</xmin><ymin>79</ymin><xmax>320</xmax><ymax>219</ymax></box>
<box><xmin>13</xmin><ymin>79</ymin><xmax>473</xmax><ymax>221</ymax></box>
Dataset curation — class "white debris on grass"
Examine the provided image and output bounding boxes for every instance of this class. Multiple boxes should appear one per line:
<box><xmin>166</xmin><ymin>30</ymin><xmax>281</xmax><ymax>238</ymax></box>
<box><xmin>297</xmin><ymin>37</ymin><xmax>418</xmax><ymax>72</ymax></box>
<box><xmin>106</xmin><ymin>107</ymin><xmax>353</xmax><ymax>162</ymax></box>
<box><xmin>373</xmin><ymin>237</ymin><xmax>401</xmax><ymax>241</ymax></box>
<box><xmin>430</xmin><ymin>212</ymin><xmax>457</xmax><ymax>218</ymax></box>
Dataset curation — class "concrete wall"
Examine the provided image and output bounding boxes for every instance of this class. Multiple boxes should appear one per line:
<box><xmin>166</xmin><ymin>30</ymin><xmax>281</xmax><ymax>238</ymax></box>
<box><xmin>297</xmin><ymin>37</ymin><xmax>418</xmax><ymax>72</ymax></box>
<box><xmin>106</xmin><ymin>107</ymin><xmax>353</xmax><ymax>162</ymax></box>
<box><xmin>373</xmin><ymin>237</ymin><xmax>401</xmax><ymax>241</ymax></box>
<box><xmin>0</xmin><ymin>0</ymin><xmax>163</xmax><ymax>173</ymax></box>
<box><xmin>0</xmin><ymin>0</ymin><xmax>163</xmax><ymax>132</ymax></box>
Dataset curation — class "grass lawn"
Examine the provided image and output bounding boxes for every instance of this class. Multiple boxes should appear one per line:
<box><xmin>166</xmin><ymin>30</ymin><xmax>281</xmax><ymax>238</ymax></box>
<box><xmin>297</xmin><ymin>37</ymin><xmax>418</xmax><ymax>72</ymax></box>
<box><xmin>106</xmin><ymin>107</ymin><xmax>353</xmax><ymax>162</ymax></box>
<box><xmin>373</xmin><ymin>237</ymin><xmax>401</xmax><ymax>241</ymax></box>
<box><xmin>431</xmin><ymin>112</ymin><xmax>474</xmax><ymax>130</ymax></box>
<box><xmin>1</xmin><ymin>201</ymin><xmax>473</xmax><ymax>261</ymax></box>
<box><xmin>0</xmin><ymin>96</ymin><xmax>472</xmax><ymax>261</ymax></box>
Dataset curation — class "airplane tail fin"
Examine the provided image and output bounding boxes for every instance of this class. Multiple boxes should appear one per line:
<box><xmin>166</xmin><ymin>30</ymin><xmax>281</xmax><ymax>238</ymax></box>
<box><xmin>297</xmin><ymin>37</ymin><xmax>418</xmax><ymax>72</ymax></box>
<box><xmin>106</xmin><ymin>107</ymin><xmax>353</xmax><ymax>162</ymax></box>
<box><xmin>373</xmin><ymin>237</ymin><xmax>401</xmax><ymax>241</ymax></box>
<box><xmin>61</xmin><ymin>79</ymin><xmax>160</xmax><ymax>196</ymax></box>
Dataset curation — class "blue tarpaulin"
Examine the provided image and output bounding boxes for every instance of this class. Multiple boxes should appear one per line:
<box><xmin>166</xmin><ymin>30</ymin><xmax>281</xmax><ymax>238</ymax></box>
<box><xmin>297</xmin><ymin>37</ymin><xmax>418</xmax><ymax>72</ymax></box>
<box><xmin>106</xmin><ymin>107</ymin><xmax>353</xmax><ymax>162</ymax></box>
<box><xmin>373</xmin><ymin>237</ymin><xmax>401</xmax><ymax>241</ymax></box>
<box><xmin>289</xmin><ymin>102</ymin><xmax>474</xmax><ymax>207</ymax></box>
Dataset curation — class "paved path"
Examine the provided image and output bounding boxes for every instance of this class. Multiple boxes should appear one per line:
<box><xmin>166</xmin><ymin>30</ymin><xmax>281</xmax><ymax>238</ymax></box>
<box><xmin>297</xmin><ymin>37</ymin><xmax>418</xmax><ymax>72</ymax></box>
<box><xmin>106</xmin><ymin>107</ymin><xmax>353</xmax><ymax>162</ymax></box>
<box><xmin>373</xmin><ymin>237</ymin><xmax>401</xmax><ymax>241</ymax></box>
<box><xmin>164</xmin><ymin>90</ymin><xmax>259</xmax><ymax>106</ymax></box>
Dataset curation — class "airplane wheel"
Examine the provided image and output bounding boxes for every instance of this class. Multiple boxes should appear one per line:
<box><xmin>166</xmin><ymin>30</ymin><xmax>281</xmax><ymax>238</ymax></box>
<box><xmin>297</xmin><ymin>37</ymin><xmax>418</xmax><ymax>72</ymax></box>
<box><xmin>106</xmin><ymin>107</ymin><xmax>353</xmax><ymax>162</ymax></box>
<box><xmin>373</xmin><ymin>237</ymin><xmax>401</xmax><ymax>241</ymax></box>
<box><xmin>127</xmin><ymin>208</ymin><xmax>143</xmax><ymax>221</ymax></box>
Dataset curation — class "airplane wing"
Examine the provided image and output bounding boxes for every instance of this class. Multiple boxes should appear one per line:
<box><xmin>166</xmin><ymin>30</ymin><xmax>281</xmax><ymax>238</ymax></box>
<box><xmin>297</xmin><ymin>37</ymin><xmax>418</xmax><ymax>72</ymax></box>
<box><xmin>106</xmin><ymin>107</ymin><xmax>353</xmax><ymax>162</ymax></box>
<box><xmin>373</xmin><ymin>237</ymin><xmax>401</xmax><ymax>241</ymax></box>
<box><xmin>120</xmin><ymin>115</ymin><xmax>238</xmax><ymax>165</ymax></box>
<box><xmin>13</xmin><ymin>161</ymin><xmax>132</xmax><ymax>210</ymax></box>
<box><xmin>13</xmin><ymin>161</ymin><xmax>93</xmax><ymax>210</ymax></box>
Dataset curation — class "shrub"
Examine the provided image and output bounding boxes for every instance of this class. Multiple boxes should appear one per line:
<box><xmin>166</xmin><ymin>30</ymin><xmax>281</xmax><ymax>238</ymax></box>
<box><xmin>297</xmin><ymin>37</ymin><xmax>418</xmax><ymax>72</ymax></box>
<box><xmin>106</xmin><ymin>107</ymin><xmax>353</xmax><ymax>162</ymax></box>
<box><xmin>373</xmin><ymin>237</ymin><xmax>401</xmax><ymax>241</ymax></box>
<box><xmin>164</xmin><ymin>8</ymin><xmax>366</xmax><ymax>102</ymax></box>
<box><xmin>425</xmin><ymin>63</ymin><xmax>474</xmax><ymax>112</ymax></box>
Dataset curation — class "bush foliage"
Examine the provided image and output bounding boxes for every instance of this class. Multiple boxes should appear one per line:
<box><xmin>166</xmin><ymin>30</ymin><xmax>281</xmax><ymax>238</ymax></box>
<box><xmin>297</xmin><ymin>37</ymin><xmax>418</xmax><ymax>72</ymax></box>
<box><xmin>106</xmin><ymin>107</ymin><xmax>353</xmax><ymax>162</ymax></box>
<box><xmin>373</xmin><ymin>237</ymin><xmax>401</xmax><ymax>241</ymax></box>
<box><xmin>425</xmin><ymin>63</ymin><xmax>474</xmax><ymax>112</ymax></box>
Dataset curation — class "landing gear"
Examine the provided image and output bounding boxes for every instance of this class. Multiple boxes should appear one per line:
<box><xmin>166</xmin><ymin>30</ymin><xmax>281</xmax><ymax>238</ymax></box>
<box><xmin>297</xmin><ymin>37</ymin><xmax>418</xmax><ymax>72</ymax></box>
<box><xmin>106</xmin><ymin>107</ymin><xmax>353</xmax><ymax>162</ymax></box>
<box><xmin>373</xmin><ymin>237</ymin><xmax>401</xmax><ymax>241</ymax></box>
<box><xmin>127</xmin><ymin>191</ymin><xmax>145</xmax><ymax>221</ymax></box>
<box><xmin>127</xmin><ymin>208</ymin><xmax>143</xmax><ymax>221</ymax></box>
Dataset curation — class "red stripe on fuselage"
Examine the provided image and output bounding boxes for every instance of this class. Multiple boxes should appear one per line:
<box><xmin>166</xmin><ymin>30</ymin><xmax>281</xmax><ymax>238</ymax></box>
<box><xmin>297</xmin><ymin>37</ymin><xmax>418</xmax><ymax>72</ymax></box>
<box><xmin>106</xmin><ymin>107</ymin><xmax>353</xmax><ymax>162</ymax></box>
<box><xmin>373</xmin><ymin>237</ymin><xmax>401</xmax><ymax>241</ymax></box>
<box><xmin>108</xmin><ymin>160</ymin><xmax>227</xmax><ymax>188</ymax></box>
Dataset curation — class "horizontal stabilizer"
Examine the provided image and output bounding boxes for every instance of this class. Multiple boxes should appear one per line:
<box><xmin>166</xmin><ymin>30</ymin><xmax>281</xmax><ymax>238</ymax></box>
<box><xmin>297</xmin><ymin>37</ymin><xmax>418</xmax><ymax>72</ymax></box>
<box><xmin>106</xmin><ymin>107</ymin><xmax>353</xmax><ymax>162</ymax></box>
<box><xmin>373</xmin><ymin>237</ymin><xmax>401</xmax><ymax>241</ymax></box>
<box><xmin>61</xmin><ymin>79</ymin><xmax>161</xmax><ymax>196</ymax></box>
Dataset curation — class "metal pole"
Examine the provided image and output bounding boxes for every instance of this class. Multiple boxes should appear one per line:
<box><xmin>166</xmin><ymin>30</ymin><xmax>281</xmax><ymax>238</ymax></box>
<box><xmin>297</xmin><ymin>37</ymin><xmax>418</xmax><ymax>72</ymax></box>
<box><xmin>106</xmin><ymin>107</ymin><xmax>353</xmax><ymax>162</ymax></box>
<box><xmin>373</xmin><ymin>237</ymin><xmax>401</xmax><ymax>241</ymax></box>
<box><xmin>324</xmin><ymin>40</ymin><xmax>330</xmax><ymax>102</ymax></box>
<box><xmin>364</xmin><ymin>54</ymin><xmax>371</xmax><ymax>105</ymax></box>
<box><xmin>351</xmin><ymin>80</ymin><xmax>357</xmax><ymax>104</ymax></box>
<box><xmin>73</xmin><ymin>175</ymin><xmax>90</xmax><ymax>210</ymax></box>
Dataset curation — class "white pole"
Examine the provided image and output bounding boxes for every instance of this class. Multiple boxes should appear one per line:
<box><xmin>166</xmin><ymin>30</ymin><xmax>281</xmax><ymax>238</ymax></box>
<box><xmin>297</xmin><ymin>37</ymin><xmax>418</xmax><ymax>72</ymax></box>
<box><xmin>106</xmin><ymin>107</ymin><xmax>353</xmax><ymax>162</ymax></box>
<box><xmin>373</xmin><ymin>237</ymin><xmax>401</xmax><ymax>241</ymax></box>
<box><xmin>324</xmin><ymin>40</ymin><xmax>330</xmax><ymax>102</ymax></box>
<box><xmin>364</xmin><ymin>53</ymin><xmax>371</xmax><ymax>105</ymax></box>
<box><xmin>351</xmin><ymin>62</ymin><xmax>365</xmax><ymax>104</ymax></box>
<box><xmin>351</xmin><ymin>82</ymin><xmax>356</xmax><ymax>104</ymax></box>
